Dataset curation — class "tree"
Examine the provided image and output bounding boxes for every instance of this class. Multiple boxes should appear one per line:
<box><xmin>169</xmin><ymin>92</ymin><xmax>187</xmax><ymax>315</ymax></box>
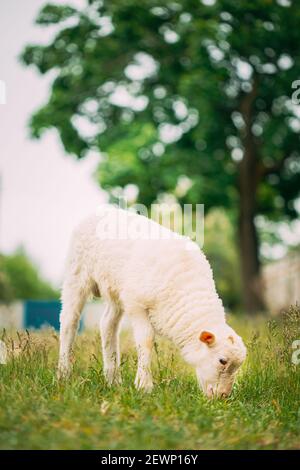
<box><xmin>0</xmin><ymin>249</ymin><xmax>59</xmax><ymax>302</ymax></box>
<box><xmin>21</xmin><ymin>0</ymin><xmax>300</xmax><ymax>312</ymax></box>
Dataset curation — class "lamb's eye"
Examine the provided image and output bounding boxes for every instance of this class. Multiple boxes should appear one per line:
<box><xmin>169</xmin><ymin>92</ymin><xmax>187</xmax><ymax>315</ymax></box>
<box><xmin>219</xmin><ymin>358</ymin><xmax>227</xmax><ymax>366</ymax></box>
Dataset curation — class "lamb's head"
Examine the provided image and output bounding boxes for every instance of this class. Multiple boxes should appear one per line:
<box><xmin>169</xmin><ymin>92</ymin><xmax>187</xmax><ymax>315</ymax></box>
<box><xmin>193</xmin><ymin>325</ymin><xmax>246</xmax><ymax>399</ymax></box>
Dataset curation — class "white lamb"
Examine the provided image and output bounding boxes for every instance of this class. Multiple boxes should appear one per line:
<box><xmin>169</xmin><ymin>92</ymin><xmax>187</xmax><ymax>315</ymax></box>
<box><xmin>58</xmin><ymin>206</ymin><xmax>246</xmax><ymax>398</ymax></box>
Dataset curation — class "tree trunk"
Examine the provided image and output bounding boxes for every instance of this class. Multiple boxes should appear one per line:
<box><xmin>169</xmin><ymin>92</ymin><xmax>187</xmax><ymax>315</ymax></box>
<box><xmin>238</xmin><ymin>81</ymin><xmax>265</xmax><ymax>314</ymax></box>
<box><xmin>238</xmin><ymin>153</ymin><xmax>264</xmax><ymax>313</ymax></box>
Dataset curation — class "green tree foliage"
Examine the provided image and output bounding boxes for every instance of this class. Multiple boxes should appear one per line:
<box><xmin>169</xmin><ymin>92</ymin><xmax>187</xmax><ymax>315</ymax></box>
<box><xmin>204</xmin><ymin>209</ymin><xmax>241</xmax><ymax>309</ymax></box>
<box><xmin>21</xmin><ymin>0</ymin><xmax>300</xmax><ymax>311</ymax></box>
<box><xmin>0</xmin><ymin>249</ymin><xmax>59</xmax><ymax>303</ymax></box>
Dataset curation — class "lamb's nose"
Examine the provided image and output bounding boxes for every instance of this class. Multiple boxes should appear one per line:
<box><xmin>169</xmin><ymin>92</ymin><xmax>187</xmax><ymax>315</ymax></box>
<box><xmin>220</xmin><ymin>392</ymin><xmax>228</xmax><ymax>399</ymax></box>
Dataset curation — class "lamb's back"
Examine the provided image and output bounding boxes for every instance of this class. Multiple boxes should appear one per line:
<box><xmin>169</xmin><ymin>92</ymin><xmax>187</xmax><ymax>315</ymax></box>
<box><xmin>68</xmin><ymin>210</ymin><xmax>215</xmax><ymax>309</ymax></box>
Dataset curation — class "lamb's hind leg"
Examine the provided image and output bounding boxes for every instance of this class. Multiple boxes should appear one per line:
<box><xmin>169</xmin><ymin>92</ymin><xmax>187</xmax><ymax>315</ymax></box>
<box><xmin>100</xmin><ymin>302</ymin><xmax>123</xmax><ymax>385</ymax></box>
<box><xmin>58</xmin><ymin>277</ymin><xmax>90</xmax><ymax>378</ymax></box>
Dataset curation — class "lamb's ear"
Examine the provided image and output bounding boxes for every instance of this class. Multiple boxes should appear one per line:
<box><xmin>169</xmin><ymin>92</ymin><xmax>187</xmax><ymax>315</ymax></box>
<box><xmin>199</xmin><ymin>331</ymin><xmax>215</xmax><ymax>346</ymax></box>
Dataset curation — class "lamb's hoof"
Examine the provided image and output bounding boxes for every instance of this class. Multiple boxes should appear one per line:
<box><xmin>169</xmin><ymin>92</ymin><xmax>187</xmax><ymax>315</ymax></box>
<box><xmin>57</xmin><ymin>364</ymin><xmax>71</xmax><ymax>381</ymax></box>
<box><xmin>135</xmin><ymin>375</ymin><xmax>153</xmax><ymax>393</ymax></box>
<box><xmin>104</xmin><ymin>369</ymin><xmax>122</xmax><ymax>387</ymax></box>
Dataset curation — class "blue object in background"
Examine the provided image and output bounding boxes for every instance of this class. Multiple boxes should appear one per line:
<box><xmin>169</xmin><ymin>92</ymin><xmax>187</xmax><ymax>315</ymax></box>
<box><xmin>24</xmin><ymin>300</ymin><xmax>83</xmax><ymax>331</ymax></box>
<box><xmin>24</xmin><ymin>300</ymin><xmax>61</xmax><ymax>330</ymax></box>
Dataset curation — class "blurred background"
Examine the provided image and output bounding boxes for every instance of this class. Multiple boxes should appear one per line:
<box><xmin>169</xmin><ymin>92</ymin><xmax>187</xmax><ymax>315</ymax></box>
<box><xmin>0</xmin><ymin>0</ymin><xmax>300</xmax><ymax>330</ymax></box>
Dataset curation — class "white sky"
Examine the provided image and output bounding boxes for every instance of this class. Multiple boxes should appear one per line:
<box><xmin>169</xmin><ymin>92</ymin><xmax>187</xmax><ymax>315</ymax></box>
<box><xmin>0</xmin><ymin>0</ymin><xmax>106</xmax><ymax>287</ymax></box>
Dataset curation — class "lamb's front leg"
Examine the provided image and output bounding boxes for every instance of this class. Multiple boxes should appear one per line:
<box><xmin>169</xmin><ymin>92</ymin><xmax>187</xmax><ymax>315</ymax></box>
<box><xmin>131</xmin><ymin>310</ymin><xmax>154</xmax><ymax>392</ymax></box>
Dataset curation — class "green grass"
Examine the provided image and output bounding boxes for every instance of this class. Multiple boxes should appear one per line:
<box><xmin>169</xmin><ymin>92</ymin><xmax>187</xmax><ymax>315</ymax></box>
<box><xmin>0</xmin><ymin>307</ymin><xmax>300</xmax><ymax>450</ymax></box>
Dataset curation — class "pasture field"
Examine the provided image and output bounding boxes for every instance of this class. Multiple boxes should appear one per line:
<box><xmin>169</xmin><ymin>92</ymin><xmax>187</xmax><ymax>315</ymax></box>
<box><xmin>0</xmin><ymin>307</ymin><xmax>299</xmax><ymax>450</ymax></box>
